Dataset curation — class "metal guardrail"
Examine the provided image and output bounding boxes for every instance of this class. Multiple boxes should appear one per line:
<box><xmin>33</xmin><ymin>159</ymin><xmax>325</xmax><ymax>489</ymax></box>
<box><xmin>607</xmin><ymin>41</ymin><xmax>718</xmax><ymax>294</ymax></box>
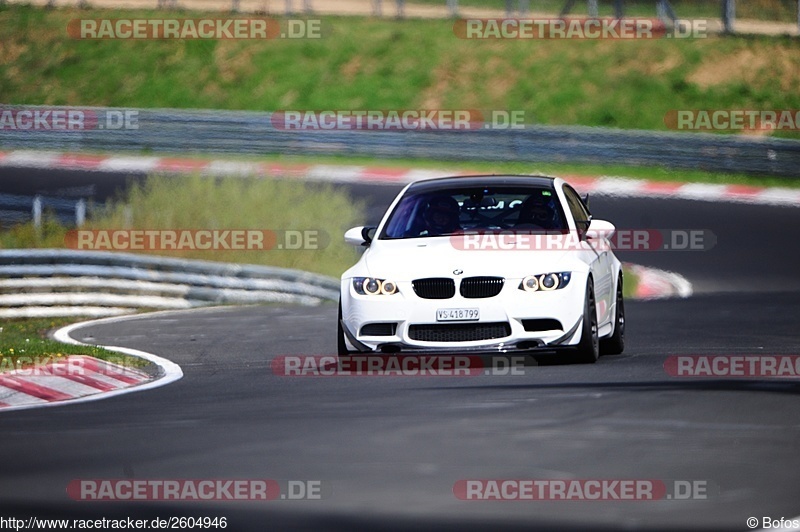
<box><xmin>0</xmin><ymin>193</ymin><xmax>87</xmax><ymax>227</ymax></box>
<box><xmin>0</xmin><ymin>249</ymin><xmax>339</xmax><ymax>318</ymax></box>
<box><xmin>1</xmin><ymin>106</ymin><xmax>798</xmax><ymax>178</ymax></box>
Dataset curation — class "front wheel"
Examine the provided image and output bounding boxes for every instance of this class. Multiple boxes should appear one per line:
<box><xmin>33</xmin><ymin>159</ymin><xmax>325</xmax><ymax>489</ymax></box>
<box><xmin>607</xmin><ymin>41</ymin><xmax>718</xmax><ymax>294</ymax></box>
<box><xmin>600</xmin><ymin>275</ymin><xmax>625</xmax><ymax>355</ymax></box>
<box><xmin>575</xmin><ymin>279</ymin><xmax>599</xmax><ymax>364</ymax></box>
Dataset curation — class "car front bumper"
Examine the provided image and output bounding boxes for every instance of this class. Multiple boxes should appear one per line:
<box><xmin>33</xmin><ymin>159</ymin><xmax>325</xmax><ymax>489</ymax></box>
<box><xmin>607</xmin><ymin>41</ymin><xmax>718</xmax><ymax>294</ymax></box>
<box><xmin>340</xmin><ymin>275</ymin><xmax>587</xmax><ymax>353</ymax></box>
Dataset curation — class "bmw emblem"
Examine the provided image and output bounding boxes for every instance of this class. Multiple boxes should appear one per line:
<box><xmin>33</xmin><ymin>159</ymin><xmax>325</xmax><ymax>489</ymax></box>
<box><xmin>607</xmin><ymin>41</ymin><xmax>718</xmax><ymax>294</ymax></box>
<box><xmin>453</xmin><ymin>269</ymin><xmax>463</xmax><ymax>275</ymax></box>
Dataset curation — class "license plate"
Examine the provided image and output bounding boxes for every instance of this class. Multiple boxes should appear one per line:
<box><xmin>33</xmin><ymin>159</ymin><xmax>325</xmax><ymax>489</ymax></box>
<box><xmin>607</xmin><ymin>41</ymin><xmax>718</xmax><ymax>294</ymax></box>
<box><xmin>436</xmin><ymin>308</ymin><xmax>480</xmax><ymax>322</ymax></box>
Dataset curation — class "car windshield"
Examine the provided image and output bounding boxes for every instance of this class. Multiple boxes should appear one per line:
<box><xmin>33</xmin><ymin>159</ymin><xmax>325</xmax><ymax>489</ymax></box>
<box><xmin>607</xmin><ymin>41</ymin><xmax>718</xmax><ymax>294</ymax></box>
<box><xmin>380</xmin><ymin>185</ymin><xmax>567</xmax><ymax>239</ymax></box>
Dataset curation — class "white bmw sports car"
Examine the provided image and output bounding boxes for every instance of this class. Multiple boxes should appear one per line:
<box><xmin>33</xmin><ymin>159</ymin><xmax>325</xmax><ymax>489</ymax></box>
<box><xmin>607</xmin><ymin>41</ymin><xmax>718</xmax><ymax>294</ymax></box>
<box><xmin>338</xmin><ymin>175</ymin><xmax>625</xmax><ymax>363</ymax></box>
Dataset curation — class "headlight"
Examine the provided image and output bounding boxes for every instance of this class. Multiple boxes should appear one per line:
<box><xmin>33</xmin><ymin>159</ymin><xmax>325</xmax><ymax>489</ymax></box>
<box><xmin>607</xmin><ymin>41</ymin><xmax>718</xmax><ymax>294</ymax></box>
<box><xmin>519</xmin><ymin>272</ymin><xmax>571</xmax><ymax>292</ymax></box>
<box><xmin>353</xmin><ymin>277</ymin><xmax>398</xmax><ymax>296</ymax></box>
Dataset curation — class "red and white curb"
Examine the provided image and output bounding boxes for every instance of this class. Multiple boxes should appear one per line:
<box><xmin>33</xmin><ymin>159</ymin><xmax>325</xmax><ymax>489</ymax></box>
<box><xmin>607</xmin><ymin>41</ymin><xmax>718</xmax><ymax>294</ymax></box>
<box><xmin>0</xmin><ymin>355</ymin><xmax>149</xmax><ymax>409</ymax></box>
<box><xmin>0</xmin><ymin>314</ymin><xmax>183</xmax><ymax>412</ymax></box>
<box><xmin>627</xmin><ymin>263</ymin><xmax>693</xmax><ymax>300</ymax></box>
<box><xmin>2</xmin><ymin>149</ymin><xmax>799</xmax><ymax>207</ymax></box>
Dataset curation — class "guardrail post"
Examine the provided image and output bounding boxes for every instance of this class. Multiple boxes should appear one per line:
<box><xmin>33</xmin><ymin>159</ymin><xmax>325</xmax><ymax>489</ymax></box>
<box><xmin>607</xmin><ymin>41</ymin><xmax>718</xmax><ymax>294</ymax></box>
<box><xmin>588</xmin><ymin>0</ymin><xmax>598</xmax><ymax>18</ymax></box>
<box><xmin>285</xmin><ymin>0</ymin><xmax>294</xmax><ymax>15</ymax></box>
<box><xmin>123</xmin><ymin>206</ymin><xmax>133</xmax><ymax>228</ymax></box>
<box><xmin>613</xmin><ymin>0</ymin><xmax>623</xmax><ymax>18</ymax></box>
<box><xmin>504</xmin><ymin>0</ymin><xmax>529</xmax><ymax>16</ymax></box>
<box><xmin>657</xmin><ymin>0</ymin><xmax>678</xmax><ymax>24</ymax></box>
<box><xmin>559</xmin><ymin>0</ymin><xmax>576</xmax><ymax>16</ymax></box>
<box><xmin>722</xmin><ymin>0</ymin><xmax>735</xmax><ymax>33</ymax></box>
<box><xmin>76</xmin><ymin>199</ymin><xmax>86</xmax><ymax>228</ymax></box>
<box><xmin>396</xmin><ymin>0</ymin><xmax>405</xmax><ymax>18</ymax></box>
<box><xmin>231</xmin><ymin>0</ymin><xmax>240</xmax><ymax>12</ymax></box>
<box><xmin>447</xmin><ymin>0</ymin><xmax>458</xmax><ymax>18</ymax></box>
<box><xmin>32</xmin><ymin>195</ymin><xmax>42</xmax><ymax>232</ymax></box>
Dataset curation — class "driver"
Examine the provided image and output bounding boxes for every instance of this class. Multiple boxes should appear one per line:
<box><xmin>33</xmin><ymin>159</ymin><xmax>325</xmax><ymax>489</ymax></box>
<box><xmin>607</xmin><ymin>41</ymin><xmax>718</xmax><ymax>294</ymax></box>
<box><xmin>422</xmin><ymin>195</ymin><xmax>461</xmax><ymax>235</ymax></box>
<box><xmin>517</xmin><ymin>193</ymin><xmax>559</xmax><ymax>230</ymax></box>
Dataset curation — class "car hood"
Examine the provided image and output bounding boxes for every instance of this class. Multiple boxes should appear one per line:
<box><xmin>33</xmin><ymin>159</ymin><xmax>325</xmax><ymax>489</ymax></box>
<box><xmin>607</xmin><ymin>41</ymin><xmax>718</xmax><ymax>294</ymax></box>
<box><xmin>363</xmin><ymin>236</ymin><xmax>582</xmax><ymax>281</ymax></box>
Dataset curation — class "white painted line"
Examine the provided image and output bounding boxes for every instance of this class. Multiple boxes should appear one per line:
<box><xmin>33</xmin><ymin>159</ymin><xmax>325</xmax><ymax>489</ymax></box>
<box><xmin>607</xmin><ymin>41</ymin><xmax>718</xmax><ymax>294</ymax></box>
<box><xmin>674</xmin><ymin>182</ymin><xmax>730</xmax><ymax>201</ymax></box>
<box><xmin>403</xmin><ymin>169</ymin><xmax>452</xmax><ymax>182</ymax></box>
<box><xmin>204</xmin><ymin>160</ymin><xmax>261</xmax><ymax>177</ymax></box>
<box><xmin>304</xmin><ymin>165</ymin><xmax>368</xmax><ymax>182</ymax></box>
<box><xmin>0</xmin><ymin>315</ymin><xmax>184</xmax><ymax>413</ymax></box>
<box><xmin>98</xmin><ymin>156</ymin><xmax>160</xmax><ymax>173</ymax></box>
<box><xmin>755</xmin><ymin>188</ymin><xmax>800</xmax><ymax>207</ymax></box>
<box><xmin>0</xmin><ymin>150</ymin><xmax>61</xmax><ymax>168</ymax></box>
<box><xmin>593</xmin><ymin>177</ymin><xmax>648</xmax><ymax>196</ymax></box>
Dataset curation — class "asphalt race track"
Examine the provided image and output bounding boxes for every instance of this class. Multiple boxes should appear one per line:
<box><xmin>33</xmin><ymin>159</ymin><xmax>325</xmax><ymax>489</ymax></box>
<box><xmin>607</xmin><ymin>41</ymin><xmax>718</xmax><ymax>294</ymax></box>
<box><xmin>1</xmin><ymin>169</ymin><xmax>800</xmax><ymax>531</ymax></box>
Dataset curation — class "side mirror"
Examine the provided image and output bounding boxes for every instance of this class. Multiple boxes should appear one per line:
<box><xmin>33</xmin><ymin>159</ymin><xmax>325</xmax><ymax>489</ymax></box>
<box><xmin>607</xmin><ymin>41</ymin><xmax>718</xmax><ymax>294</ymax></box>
<box><xmin>585</xmin><ymin>219</ymin><xmax>615</xmax><ymax>240</ymax></box>
<box><xmin>344</xmin><ymin>226</ymin><xmax>376</xmax><ymax>247</ymax></box>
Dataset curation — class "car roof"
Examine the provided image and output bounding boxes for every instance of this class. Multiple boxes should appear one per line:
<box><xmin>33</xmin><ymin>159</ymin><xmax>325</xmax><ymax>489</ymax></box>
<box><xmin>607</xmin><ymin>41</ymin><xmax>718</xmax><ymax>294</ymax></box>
<box><xmin>405</xmin><ymin>174</ymin><xmax>559</xmax><ymax>193</ymax></box>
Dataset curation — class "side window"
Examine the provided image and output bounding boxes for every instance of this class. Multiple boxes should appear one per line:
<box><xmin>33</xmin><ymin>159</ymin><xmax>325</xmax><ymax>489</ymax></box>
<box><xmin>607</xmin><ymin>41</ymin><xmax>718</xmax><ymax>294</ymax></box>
<box><xmin>563</xmin><ymin>186</ymin><xmax>590</xmax><ymax>232</ymax></box>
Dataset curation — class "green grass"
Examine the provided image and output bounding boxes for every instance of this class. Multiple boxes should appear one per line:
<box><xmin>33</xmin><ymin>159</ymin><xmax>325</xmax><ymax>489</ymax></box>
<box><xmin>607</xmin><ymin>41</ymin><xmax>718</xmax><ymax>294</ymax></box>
<box><xmin>0</xmin><ymin>317</ymin><xmax>145</xmax><ymax>373</ymax></box>
<box><xmin>1</xmin><ymin>5</ymin><xmax>798</xmax><ymax>138</ymax></box>
<box><xmin>622</xmin><ymin>265</ymin><xmax>638</xmax><ymax>299</ymax></box>
<box><xmin>0</xmin><ymin>173</ymin><xmax>366</xmax><ymax>277</ymax></box>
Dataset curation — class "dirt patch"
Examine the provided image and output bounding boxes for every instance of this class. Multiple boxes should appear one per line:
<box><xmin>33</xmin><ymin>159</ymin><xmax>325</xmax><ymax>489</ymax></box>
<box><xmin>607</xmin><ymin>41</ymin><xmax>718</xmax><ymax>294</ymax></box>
<box><xmin>214</xmin><ymin>41</ymin><xmax>257</xmax><ymax>84</ymax></box>
<box><xmin>340</xmin><ymin>55</ymin><xmax>362</xmax><ymax>80</ymax></box>
<box><xmin>687</xmin><ymin>45</ymin><xmax>800</xmax><ymax>92</ymax></box>
<box><xmin>0</xmin><ymin>41</ymin><xmax>28</xmax><ymax>65</ymax></box>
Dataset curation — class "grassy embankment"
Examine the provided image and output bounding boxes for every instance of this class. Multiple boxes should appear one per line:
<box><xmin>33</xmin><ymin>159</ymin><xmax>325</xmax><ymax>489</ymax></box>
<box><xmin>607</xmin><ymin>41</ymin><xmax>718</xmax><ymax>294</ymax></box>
<box><xmin>1</xmin><ymin>4</ymin><xmax>798</xmax><ymax>137</ymax></box>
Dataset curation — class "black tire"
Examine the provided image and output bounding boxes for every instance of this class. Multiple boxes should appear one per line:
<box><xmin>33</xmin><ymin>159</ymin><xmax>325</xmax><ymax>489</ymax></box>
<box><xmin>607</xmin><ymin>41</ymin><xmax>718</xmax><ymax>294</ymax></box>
<box><xmin>575</xmin><ymin>279</ymin><xmax>599</xmax><ymax>364</ymax></box>
<box><xmin>337</xmin><ymin>298</ymin><xmax>352</xmax><ymax>358</ymax></box>
<box><xmin>600</xmin><ymin>275</ymin><xmax>625</xmax><ymax>355</ymax></box>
